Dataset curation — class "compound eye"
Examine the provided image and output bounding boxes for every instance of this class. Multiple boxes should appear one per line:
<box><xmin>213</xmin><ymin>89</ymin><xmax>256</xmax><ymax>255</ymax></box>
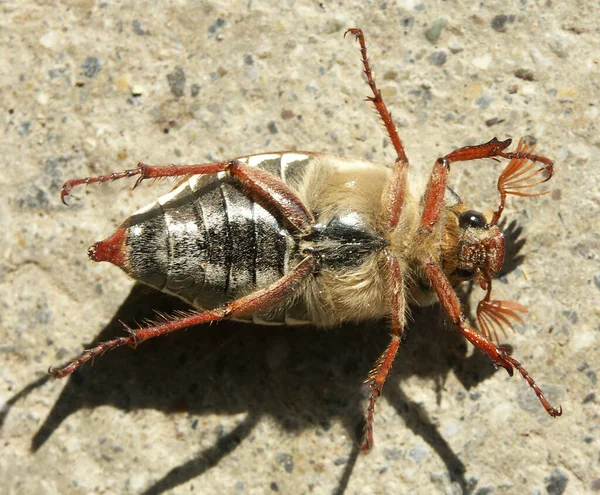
<box><xmin>459</xmin><ymin>210</ymin><xmax>487</xmax><ymax>229</ymax></box>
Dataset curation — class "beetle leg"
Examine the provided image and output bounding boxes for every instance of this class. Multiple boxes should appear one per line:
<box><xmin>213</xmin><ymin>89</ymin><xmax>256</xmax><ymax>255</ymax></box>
<box><xmin>61</xmin><ymin>160</ymin><xmax>314</xmax><ymax>232</ymax></box>
<box><xmin>345</xmin><ymin>28</ymin><xmax>409</xmax><ymax>230</ymax></box>
<box><xmin>362</xmin><ymin>253</ymin><xmax>405</xmax><ymax>452</ymax></box>
<box><xmin>419</xmin><ymin>138</ymin><xmax>512</xmax><ymax>231</ymax></box>
<box><xmin>345</xmin><ymin>28</ymin><xmax>407</xmax><ymax>164</ymax></box>
<box><xmin>49</xmin><ymin>254</ymin><xmax>317</xmax><ymax>378</ymax></box>
<box><xmin>419</xmin><ymin>137</ymin><xmax>554</xmax><ymax>231</ymax></box>
<box><xmin>422</xmin><ymin>258</ymin><xmax>562</xmax><ymax>418</ymax></box>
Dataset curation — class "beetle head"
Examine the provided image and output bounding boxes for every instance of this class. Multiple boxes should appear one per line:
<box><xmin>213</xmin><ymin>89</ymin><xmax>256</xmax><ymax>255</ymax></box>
<box><xmin>443</xmin><ymin>207</ymin><xmax>505</xmax><ymax>289</ymax></box>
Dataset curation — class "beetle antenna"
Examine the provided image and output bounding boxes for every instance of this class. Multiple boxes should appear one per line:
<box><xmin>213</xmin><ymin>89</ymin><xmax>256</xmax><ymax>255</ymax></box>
<box><xmin>489</xmin><ymin>138</ymin><xmax>554</xmax><ymax>226</ymax></box>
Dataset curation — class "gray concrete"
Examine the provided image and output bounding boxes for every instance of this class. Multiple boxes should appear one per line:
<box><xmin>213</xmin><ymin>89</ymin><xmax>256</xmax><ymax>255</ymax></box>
<box><xmin>1</xmin><ymin>1</ymin><xmax>598</xmax><ymax>494</ymax></box>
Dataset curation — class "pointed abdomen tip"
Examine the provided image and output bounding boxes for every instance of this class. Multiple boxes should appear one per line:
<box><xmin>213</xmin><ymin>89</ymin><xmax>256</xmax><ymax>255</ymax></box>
<box><xmin>88</xmin><ymin>227</ymin><xmax>128</xmax><ymax>269</ymax></box>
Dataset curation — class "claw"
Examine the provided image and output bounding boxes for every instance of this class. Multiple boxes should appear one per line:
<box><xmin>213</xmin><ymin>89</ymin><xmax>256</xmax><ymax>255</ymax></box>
<box><xmin>344</xmin><ymin>28</ymin><xmax>361</xmax><ymax>40</ymax></box>
<box><xmin>60</xmin><ymin>180</ymin><xmax>79</xmax><ymax>205</ymax></box>
<box><xmin>60</xmin><ymin>189</ymin><xmax>69</xmax><ymax>206</ymax></box>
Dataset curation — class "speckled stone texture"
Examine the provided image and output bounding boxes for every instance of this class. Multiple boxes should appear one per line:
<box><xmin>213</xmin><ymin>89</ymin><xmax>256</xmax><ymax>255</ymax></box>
<box><xmin>1</xmin><ymin>2</ymin><xmax>598</xmax><ymax>494</ymax></box>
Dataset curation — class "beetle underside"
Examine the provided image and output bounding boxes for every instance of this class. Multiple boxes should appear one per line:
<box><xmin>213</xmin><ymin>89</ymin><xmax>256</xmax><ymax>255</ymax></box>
<box><xmin>52</xmin><ymin>28</ymin><xmax>561</xmax><ymax>452</ymax></box>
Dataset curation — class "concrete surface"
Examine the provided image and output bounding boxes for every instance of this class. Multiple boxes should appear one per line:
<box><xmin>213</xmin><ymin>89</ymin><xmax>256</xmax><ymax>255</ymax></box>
<box><xmin>1</xmin><ymin>1</ymin><xmax>599</xmax><ymax>494</ymax></box>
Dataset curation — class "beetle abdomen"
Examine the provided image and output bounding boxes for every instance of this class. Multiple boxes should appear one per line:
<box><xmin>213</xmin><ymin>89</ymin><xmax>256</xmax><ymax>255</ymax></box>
<box><xmin>90</xmin><ymin>152</ymin><xmax>323</xmax><ymax>323</ymax></box>
<box><xmin>100</xmin><ymin>173</ymin><xmax>296</xmax><ymax>314</ymax></box>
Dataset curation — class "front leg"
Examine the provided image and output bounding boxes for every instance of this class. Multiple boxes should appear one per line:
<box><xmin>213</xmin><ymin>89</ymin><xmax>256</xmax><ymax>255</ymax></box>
<box><xmin>419</xmin><ymin>138</ymin><xmax>512</xmax><ymax>231</ymax></box>
<box><xmin>422</xmin><ymin>259</ymin><xmax>562</xmax><ymax>418</ymax></box>
<box><xmin>419</xmin><ymin>137</ymin><xmax>553</xmax><ymax>231</ymax></box>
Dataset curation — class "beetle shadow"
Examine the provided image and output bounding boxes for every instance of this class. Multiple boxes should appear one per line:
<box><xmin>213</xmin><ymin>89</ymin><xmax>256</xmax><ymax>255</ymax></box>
<box><xmin>4</xmin><ymin>219</ymin><xmax>527</xmax><ymax>495</ymax></box>
<box><xmin>23</xmin><ymin>280</ymin><xmax>507</xmax><ymax>495</ymax></box>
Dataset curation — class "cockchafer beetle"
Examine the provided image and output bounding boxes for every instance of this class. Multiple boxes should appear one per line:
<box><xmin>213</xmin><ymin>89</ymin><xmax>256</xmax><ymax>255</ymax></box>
<box><xmin>52</xmin><ymin>28</ymin><xmax>561</xmax><ymax>451</ymax></box>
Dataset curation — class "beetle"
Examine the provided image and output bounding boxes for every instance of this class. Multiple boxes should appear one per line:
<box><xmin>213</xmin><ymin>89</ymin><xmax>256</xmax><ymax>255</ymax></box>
<box><xmin>51</xmin><ymin>28</ymin><xmax>561</xmax><ymax>451</ymax></box>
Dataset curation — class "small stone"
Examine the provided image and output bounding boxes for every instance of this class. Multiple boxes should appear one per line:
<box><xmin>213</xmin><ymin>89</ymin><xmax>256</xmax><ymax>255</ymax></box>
<box><xmin>267</xmin><ymin>121</ymin><xmax>278</xmax><ymax>134</ymax></box>
<box><xmin>401</xmin><ymin>16</ymin><xmax>414</xmax><ymax>28</ymax></box>
<box><xmin>48</xmin><ymin>67</ymin><xmax>66</xmax><ymax>80</ymax></box>
<box><xmin>448</xmin><ymin>38</ymin><xmax>464</xmax><ymax>54</ymax></box>
<box><xmin>442</xmin><ymin>419</ymin><xmax>461</xmax><ymax>437</ymax></box>
<box><xmin>18</xmin><ymin>121</ymin><xmax>31</xmax><ymax>137</ymax></box>
<box><xmin>167</xmin><ymin>66</ymin><xmax>186</xmax><ymax>97</ymax></box>
<box><xmin>476</xmin><ymin>94</ymin><xmax>492</xmax><ymax>109</ymax></box>
<box><xmin>37</xmin><ymin>93</ymin><xmax>49</xmax><ymax>105</ymax></box>
<box><xmin>384</xmin><ymin>447</ymin><xmax>403</xmax><ymax>461</ymax></box>
<box><xmin>424</xmin><ymin>18</ymin><xmax>447</xmax><ymax>44</ymax></box>
<box><xmin>515</xmin><ymin>68</ymin><xmax>535</xmax><ymax>81</ymax></box>
<box><xmin>472</xmin><ymin>54</ymin><xmax>492</xmax><ymax>70</ymax></box>
<box><xmin>190</xmin><ymin>83</ymin><xmax>200</xmax><ymax>97</ymax></box>
<box><xmin>549</xmin><ymin>40</ymin><xmax>568</xmax><ymax>59</ymax></box>
<box><xmin>40</xmin><ymin>31</ymin><xmax>60</xmax><ymax>49</ymax></box>
<box><xmin>275</xmin><ymin>453</ymin><xmax>294</xmax><ymax>473</ymax></box>
<box><xmin>485</xmin><ymin>117</ymin><xmax>504</xmax><ymax>127</ymax></box>
<box><xmin>545</xmin><ymin>467</ymin><xmax>568</xmax><ymax>495</ymax></box>
<box><xmin>409</xmin><ymin>444</ymin><xmax>429</xmax><ymax>462</ymax></box>
<box><xmin>132</xmin><ymin>20</ymin><xmax>148</xmax><ymax>36</ymax></box>
<box><xmin>562</xmin><ymin>310</ymin><xmax>578</xmax><ymax>324</ymax></box>
<box><xmin>306</xmin><ymin>80</ymin><xmax>320</xmax><ymax>93</ymax></box>
<box><xmin>582</xmin><ymin>392</ymin><xmax>595</xmax><ymax>404</ymax></box>
<box><xmin>209</xmin><ymin>18</ymin><xmax>225</xmax><ymax>34</ymax></box>
<box><xmin>131</xmin><ymin>85</ymin><xmax>144</xmax><ymax>96</ymax></box>
<box><xmin>82</xmin><ymin>57</ymin><xmax>102</xmax><ymax>78</ymax></box>
<box><xmin>491</xmin><ymin>14</ymin><xmax>514</xmax><ymax>33</ymax></box>
<box><xmin>428</xmin><ymin>50</ymin><xmax>447</xmax><ymax>66</ymax></box>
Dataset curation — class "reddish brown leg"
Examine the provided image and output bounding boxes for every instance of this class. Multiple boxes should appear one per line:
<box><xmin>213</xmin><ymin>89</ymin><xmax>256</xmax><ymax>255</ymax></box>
<box><xmin>362</xmin><ymin>253</ymin><xmax>405</xmax><ymax>452</ymax></box>
<box><xmin>419</xmin><ymin>137</ymin><xmax>554</xmax><ymax>230</ymax></box>
<box><xmin>345</xmin><ymin>28</ymin><xmax>407</xmax><ymax>163</ymax></box>
<box><xmin>50</xmin><ymin>255</ymin><xmax>317</xmax><ymax>378</ymax></box>
<box><xmin>422</xmin><ymin>258</ymin><xmax>562</xmax><ymax>417</ymax></box>
<box><xmin>345</xmin><ymin>28</ymin><xmax>409</xmax><ymax>229</ymax></box>
<box><xmin>419</xmin><ymin>138</ymin><xmax>512</xmax><ymax>230</ymax></box>
<box><xmin>61</xmin><ymin>160</ymin><xmax>314</xmax><ymax>231</ymax></box>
